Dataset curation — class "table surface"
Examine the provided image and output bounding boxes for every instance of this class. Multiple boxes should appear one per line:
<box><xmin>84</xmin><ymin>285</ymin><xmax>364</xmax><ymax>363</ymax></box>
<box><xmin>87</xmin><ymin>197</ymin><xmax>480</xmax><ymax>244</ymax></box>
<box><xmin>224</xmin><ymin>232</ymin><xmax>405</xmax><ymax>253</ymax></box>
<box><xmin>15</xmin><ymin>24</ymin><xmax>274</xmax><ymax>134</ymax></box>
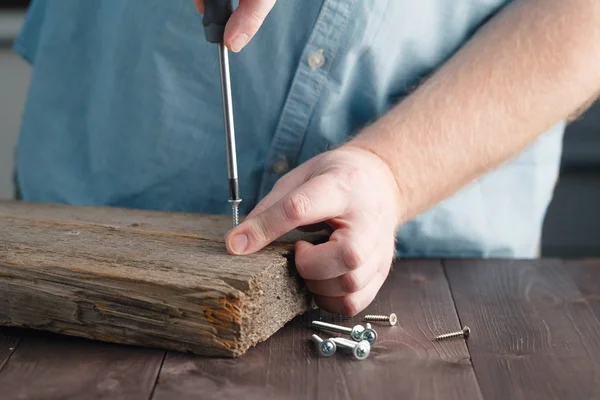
<box><xmin>1</xmin><ymin>258</ymin><xmax>600</xmax><ymax>400</ymax></box>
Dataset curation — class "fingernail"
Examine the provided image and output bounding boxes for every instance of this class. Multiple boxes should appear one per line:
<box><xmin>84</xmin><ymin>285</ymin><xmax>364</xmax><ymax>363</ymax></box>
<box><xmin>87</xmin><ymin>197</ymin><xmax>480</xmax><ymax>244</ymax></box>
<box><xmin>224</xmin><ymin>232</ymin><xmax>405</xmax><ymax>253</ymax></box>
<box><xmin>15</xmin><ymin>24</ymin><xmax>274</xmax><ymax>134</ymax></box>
<box><xmin>230</xmin><ymin>233</ymin><xmax>248</xmax><ymax>255</ymax></box>
<box><xmin>230</xmin><ymin>33</ymin><xmax>249</xmax><ymax>52</ymax></box>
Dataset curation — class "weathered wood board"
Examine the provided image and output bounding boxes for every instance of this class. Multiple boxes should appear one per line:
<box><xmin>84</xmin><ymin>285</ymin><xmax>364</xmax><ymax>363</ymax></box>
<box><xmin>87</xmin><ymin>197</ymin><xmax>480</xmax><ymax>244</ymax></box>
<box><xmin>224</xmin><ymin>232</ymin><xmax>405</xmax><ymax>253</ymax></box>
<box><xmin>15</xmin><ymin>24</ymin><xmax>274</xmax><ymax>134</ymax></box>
<box><xmin>0</xmin><ymin>201</ymin><xmax>314</xmax><ymax>357</ymax></box>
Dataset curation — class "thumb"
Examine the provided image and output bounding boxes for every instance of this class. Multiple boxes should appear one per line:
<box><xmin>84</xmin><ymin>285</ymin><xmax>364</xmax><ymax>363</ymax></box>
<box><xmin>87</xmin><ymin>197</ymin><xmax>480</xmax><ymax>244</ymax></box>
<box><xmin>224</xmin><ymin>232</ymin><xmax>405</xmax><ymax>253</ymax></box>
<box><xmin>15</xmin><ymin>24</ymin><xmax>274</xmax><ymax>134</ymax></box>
<box><xmin>224</xmin><ymin>0</ymin><xmax>277</xmax><ymax>52</ymax></box>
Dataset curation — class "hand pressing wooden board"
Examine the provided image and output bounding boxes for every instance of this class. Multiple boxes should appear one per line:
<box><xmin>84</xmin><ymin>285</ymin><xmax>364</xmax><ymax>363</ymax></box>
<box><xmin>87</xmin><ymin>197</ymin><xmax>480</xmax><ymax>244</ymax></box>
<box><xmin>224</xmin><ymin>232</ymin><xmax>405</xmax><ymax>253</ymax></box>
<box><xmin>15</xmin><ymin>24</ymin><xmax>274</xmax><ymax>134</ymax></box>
<box><xmin>0</xmin><ymin>201</ymin><xmax>315</xmax><ymax>357</ymax></box>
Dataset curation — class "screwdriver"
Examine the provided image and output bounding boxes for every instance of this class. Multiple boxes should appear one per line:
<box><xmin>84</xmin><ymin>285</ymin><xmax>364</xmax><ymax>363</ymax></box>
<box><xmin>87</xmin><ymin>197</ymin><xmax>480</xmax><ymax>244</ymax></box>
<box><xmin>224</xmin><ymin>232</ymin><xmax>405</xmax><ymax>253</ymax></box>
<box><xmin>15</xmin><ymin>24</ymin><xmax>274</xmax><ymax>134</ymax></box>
<box><xmin>202</xmin><ymin>0</ymin><xmax>241</xmax><ymax>228</ymax></box>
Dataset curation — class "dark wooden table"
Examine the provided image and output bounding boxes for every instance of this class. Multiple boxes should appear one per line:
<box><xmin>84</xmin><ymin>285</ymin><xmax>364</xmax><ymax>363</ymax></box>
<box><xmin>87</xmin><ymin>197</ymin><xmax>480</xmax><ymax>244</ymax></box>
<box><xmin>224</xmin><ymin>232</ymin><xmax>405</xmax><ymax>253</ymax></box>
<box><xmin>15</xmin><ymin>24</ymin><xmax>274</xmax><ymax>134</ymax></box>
<box><xmin>1</xmin><ymin>258</ymin><xmax>600</xmax><ymax>400</ymax></box>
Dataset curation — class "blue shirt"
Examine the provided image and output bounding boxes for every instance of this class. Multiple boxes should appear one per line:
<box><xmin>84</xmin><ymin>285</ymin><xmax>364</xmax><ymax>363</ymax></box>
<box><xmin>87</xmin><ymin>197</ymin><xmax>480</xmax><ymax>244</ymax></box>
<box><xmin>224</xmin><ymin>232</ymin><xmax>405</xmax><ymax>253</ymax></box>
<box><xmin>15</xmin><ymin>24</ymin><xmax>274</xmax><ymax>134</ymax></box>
<box><xmin>13</xmin><ymin>0</ymin><xmax>565</xmax><ymax>258</ymax></box>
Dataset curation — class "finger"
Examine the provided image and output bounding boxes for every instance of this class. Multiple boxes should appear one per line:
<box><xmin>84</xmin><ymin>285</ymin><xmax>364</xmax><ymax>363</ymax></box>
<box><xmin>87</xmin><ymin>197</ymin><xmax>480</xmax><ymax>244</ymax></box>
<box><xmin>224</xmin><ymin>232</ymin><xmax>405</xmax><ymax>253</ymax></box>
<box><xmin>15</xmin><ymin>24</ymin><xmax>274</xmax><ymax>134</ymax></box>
<box><xmin>225</xmin><ymin>174</ymin><xmax>348</xmax><ymax>255</ymax></box>
<box><xmin>194</xmin><ymin>0</ymin><xmax>204</xmax><ymax>13</ymax></box>
<box><xmin>294</xmin><ymin>225</ymin><xmax>379</xmax><ymax>281</ymax></box>
<box><xmin>305</xmin><ymin>249</ymin><xmax>383</xmax><ymax>297</ymax></box>
<box><xmin>313</xmin><ymin>267</ymin><xmax>390</xmax><ymax>317</ymax></box>
<box><xmin>224</xmin><ymin>0</ymin><xmax>277</xmax><ymax>52</ymax></box>
<box><xmin>247</xmin><ymin>161</ymin><xmax>314</xmax><ymax>219</ymax></box>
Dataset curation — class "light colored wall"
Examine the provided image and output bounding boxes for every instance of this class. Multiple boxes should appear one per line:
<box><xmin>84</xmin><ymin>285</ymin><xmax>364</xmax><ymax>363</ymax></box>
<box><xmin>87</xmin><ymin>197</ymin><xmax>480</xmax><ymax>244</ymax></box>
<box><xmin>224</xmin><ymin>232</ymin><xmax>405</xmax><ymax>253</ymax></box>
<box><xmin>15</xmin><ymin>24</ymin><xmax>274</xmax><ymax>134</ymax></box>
<box><xmin>0</xmin><ymin>12</ymin><xmax>29</xmax><ymax>199</ymax></box>
<box><xmin>0</xmin><ymin>49</ymin><xmax>30</xmax><ymax>199</ymax></box>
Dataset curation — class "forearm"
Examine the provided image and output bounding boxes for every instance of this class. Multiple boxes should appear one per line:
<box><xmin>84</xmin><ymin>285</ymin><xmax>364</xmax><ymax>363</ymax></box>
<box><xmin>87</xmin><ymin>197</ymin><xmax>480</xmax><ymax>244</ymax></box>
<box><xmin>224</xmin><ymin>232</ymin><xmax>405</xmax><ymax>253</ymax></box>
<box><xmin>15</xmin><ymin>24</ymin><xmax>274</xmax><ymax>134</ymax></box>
<box><xmin>349</xmin><ymin>0</ymin><xmax>600</xmax><ymax>225</ymax></box>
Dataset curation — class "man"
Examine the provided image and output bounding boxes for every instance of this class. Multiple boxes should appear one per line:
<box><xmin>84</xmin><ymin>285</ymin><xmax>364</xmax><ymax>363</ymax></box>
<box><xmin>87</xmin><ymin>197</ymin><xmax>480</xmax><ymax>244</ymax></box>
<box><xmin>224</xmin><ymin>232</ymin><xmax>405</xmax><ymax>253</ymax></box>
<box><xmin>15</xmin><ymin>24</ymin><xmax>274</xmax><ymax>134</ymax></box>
<box><xmin>13</xmin><ymin>0</ymin><xmax>600</xmax><ymax>315</ymax></box>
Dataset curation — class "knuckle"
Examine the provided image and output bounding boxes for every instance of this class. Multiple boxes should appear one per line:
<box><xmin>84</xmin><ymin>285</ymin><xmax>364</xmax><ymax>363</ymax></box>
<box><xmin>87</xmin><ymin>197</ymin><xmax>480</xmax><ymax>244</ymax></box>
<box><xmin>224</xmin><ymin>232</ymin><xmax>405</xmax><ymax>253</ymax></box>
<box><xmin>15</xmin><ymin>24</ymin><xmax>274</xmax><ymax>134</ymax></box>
<box><xmin>341</xmin><ymin>240</ymin><xmax>365</xmax><ymax>271</ymax></box>
<box><xmin>340</xmin><ymin>271</ymin><xmax>363</xmax><ymax>294</ymax></box>
<box><xmin>340</xmin><ymin>295</ymin><xmax>361</xmax><ymax>317</ymax></box>
<box><xmin>283</xmin><ymin>192</ymin><xmax>311</xmax><ymax>223</ymax></box>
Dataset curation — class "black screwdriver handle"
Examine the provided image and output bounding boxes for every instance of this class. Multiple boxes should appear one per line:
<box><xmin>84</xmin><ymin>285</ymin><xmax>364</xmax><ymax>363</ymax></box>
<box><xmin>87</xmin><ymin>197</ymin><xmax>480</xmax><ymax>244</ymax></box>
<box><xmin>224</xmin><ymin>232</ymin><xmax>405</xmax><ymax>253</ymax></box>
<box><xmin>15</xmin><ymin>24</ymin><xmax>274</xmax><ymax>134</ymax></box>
<box><xmin>203</xmin><ymin>0</ymin><xmax>234</xmax><ymax>44</ymax></box>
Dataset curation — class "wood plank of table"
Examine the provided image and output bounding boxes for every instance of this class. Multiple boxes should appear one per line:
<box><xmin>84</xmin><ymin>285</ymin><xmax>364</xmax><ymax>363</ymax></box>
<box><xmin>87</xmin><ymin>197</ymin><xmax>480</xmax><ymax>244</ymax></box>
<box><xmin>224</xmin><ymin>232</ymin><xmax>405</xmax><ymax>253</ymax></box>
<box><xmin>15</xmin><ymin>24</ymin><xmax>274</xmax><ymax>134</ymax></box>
<box><xmin>446</xmin><ymin>259</ymin><xmax>600</xmax><ymax>400</ymax></box>
<box><xmin>0</xmin><ymin>330</ymin><xmax>165</xmax><ymax>400</ymax></box>
<box><xmin>153</xmin><ymin>310</ymin><xmax>319</xmax><ymax>400</ymax></box>
<box><xmin>314</xmin><ymin>260</ymin><xmax>482</xmax><ymax>400</ymax></box>
<box><xmin>152</xmin><ymin>260</ymin><xmax>483</xmax><ymax>400</ymax></box>
<box><xmin>0</xmin><ymin>328</ymin><xmax>20</xmax><ymax>371</ymax></box>
<box><xmin>563</xmin><ymin>259</ymin><xmax>600</xmax><ymax>324</ymax></box>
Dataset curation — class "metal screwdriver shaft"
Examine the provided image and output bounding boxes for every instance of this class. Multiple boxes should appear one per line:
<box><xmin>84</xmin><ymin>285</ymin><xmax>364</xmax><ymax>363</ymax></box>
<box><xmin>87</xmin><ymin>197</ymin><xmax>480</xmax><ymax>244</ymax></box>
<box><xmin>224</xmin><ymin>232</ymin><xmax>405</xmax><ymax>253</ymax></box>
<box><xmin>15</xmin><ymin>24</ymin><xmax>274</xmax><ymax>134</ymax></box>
<box><xmin>203</xmin><ymin>0</ymin><xmax>241</xmax><ymax>228</ymax></box>
<box><xmin>217</xmin><ymin>44</ymin><xmax>241</xmax><ymax>227</ymax></box>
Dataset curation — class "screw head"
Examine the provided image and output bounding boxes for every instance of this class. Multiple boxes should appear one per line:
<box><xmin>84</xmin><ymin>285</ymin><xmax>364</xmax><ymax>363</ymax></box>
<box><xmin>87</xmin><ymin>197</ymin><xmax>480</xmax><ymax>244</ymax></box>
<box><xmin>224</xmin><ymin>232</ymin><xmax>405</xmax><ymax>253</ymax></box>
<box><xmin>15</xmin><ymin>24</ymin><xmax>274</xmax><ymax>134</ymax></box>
<box><xmin>463</xmin><ymin>326</ymin><xmax>471</xmax><ymax>338</ymax></box>
<box><xmin>319</xmin><ymin>339</ymin><xmax>336</xmax><ymax>357</ymax></box>
<box><xmin>389</xmin><ymin>313</ymin><xmax>397</xmax><ymax>326</ymax></box>
<box><xmin>352</xmin><ymin>340</ymin><xmax>371</xmax><ymax>360</ymax></box>
<box><xmin>350</xmin><ymin>325</ymin><xmax>365</xmax><ymax>341</ymax></box>
<box><xmin>361</xmin><ymin>328</ymin><xmax>378</xmax><ymax>345</ymax></box>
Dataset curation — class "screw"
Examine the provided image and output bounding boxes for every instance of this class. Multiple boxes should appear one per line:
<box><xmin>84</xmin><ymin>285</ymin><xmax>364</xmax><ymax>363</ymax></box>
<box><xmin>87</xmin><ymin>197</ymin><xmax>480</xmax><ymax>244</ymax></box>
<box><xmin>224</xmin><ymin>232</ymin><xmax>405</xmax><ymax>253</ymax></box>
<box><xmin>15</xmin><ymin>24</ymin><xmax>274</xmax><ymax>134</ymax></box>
<box><xmin>331</xmin><ymin>337</ymin><xmax>371</xmax><ymax>360</ymax></box>
<box><xmin>363</xmin><ymin>313</ymin><xmax>397</xmax><ymax>326</ymax></box>
<box><xmin>229</xmin><ymin>199</ymin><xmax>241</xmax><ymax>227</ymax></box>
<box><xmin>311</xmin><ymin>321</ymin><xmax>365</xmax><ymax>342</ymax></box>
<box><xmin>435</xmin><ymin>326</ymin><xmax>471</xmax><ymax>340</ymax></box>
<box><xmin>311</xmin><ymin>334</ymin><xmax>336</xmax><ymax>357</ymax></box>
<box><xmin>361</xmin><ymin>323</ymin><xmax>378</xmax><ymax>345</ymax></box>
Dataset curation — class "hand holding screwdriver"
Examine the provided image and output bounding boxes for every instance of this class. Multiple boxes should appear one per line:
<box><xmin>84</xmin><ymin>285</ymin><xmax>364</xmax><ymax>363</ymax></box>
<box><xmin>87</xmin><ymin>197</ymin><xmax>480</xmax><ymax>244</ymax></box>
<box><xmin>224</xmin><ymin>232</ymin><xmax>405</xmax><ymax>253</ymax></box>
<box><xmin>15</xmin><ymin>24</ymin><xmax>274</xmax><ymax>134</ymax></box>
<box><xmin>195</xmin><ymin>0</ymin><xmax>277</xmax><ymax>52</ymax></box>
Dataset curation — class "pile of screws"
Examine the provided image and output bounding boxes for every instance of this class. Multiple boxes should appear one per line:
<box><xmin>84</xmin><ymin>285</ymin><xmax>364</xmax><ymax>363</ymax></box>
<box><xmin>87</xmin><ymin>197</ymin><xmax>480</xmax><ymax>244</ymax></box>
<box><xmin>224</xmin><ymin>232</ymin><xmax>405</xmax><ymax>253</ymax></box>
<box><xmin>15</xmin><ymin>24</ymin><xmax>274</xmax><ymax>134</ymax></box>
<box><xmin>310</xmin><ymin>312</ymin><xmax>471</xmax><ymax>360</ymax></box>
<box><xmin>309</xmin><ymin>314</ymin><xmax>397</xmax><ymax>361</ymax></box>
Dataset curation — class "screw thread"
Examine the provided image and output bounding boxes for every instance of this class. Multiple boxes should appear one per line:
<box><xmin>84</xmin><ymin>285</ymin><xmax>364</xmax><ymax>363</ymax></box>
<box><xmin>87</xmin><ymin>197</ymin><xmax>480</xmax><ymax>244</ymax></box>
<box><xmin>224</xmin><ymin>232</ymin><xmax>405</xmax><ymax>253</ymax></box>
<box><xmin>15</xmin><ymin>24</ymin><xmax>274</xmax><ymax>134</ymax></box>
<box><xmin>435</xmin><ymin>326</ymin><xmax>470</xmax><ymax>340</ymax></box>
<box><xmin>232</xmin><ymin>204</ymin><xmax>239</xmax><ymax>227</ymax></box>
<box><xmin>364</xmin><ymin>313</ymin><xmax>397</xmax><ymax>326</ymax></box>
<box><xmin>364</xmin><ymin>315</ymin><xmax>389</xmax><ymax>321</ymax></box>
<box><xmin>435</xmin><ymin>331</ymin><xmax>463</xmax><ymax>339</ymax></box>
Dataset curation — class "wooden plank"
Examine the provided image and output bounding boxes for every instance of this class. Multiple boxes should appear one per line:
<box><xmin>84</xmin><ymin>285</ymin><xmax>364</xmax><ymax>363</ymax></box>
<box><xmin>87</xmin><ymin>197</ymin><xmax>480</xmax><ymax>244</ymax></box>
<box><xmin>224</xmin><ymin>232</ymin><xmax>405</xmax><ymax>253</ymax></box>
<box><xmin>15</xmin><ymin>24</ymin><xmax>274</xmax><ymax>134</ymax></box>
<box><xmin>0</xmin><ymin>330</ymin><xmax>164</xmax><ymax>400</ymax></box>
<box><xmin>152</xmin><ymin>260</ymin><xmax>483</xmax><ymax>400</ymax></box>
<box><xmin>564</xmin><ymin>259</ymin><xmax>600</xmax><ymax>335</ymax></box>
<box><xmin>446</xmin><ymin>259</ymin><xmax>600</xmax><ymax>400</ymax></box>
<box><xmin>153</xmin><ymin>310</ymin><xmax>320</xmax><ymax>400</ymax></box>
<box><xmin>0</xmin><ymin>328</ymin><xmax>21</xmax><ymax>372</ymax></box>
<box><xmin>315</xmin><ymin>260</ymin><xmax>482</xmax><ymax>400</ymax></box>
<box><xmin>0</xmin><ymin>201</ymin><xmax>314</xmax><ymax>357</ymax></box>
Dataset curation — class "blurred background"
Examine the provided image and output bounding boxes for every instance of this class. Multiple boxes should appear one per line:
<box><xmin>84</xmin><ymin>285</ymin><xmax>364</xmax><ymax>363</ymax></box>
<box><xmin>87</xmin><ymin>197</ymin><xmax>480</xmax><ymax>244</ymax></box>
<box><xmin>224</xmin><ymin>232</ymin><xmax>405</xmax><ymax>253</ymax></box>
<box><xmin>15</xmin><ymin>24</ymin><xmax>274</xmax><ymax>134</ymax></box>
<box><xmin>1</xmin><ymin>2</ymin><xmax>599</xmax><ymax>258</ymax></box>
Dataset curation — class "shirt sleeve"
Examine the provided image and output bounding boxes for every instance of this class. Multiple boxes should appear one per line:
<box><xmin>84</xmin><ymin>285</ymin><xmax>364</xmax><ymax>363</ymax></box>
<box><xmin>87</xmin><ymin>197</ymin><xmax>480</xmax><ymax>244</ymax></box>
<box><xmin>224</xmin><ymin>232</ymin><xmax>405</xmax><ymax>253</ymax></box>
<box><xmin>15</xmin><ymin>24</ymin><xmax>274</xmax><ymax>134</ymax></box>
<box><xmin>12</xmin><ymin>0</ymin><xmax>47</xmax><ymax>65</ymax></box>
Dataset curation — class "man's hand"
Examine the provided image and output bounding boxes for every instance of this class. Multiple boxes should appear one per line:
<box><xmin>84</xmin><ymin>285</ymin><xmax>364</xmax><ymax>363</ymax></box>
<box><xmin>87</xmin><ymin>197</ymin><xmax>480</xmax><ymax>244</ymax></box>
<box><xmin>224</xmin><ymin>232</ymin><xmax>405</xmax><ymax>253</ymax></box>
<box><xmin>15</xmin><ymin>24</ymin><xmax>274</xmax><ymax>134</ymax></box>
<box><xmin>194</xmin><ymin>0</ymin><xmax>276</xmax><ymax>52</ymax></box>
<box><xmin>224</xmin><ymin>146</ymin><xmax>403</xmax><ymax>316</ymax></box>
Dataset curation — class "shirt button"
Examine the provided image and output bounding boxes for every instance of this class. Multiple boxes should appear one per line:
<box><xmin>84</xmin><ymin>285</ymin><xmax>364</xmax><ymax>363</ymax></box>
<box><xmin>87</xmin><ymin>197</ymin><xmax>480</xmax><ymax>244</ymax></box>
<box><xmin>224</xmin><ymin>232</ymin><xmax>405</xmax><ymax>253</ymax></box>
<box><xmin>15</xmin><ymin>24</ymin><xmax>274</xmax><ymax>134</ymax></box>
<box><xmin>308</xmin><ymin>49</ymin><xmax>325</xmax><ymax>70</ymax></box>
<box><xmin>272</xmin><ymin>158</ymin><xmax>290</xmax><ymax>175</ymax></box>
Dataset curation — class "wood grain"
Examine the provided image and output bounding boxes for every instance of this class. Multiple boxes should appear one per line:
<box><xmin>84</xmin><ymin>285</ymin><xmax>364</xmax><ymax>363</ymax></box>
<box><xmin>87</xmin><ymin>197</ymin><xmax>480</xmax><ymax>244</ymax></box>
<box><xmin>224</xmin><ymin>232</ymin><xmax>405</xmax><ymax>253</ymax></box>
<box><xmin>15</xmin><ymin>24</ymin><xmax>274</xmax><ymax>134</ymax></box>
<box><xmin>315</xmin><ymin>260</ymin><xmax>482</xmax><ymax>400</ymax></box>
<box><xmin>152</xmin><ymin>260</ymin><xmax>483</xmax><ymax>400</ymax></box>
<box><xmin>0</xmin><ymin>330</ymin><xmax>164</xmax><ymax>400</ymax></box>
<box><xmin>446</xmin><ymin>259</ymin><xmax>600</xmax><ymax>400</ymax></box>
<box><xmin>153</xmin><ymin>311</ymin><xmax>319</xmax><ymax>400</ymax></box>
<box><xmin>0</xmin><ymin>201</ymin><xmax>314</xmax><ymax>357</ymax></box>
<box><xmin>0</xmin><ymin>328</ymin><xmax>21</xmax><ymax>372</ymax></box>
<box><xmin>563</xmin><ymin>259</ymin><xmax>600</xmax><ymax>324</ymax></box>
